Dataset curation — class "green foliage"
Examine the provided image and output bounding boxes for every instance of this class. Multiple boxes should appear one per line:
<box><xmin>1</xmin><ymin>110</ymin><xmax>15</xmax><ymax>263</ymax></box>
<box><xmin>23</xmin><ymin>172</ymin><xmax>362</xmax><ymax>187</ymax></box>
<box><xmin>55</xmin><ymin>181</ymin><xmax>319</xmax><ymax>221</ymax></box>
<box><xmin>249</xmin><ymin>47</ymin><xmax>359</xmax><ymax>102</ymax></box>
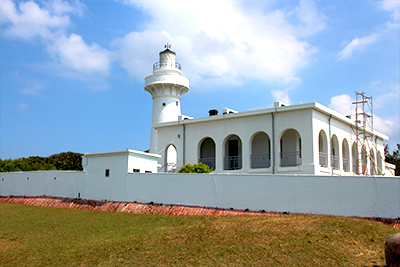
<box><xmin>178</xmin><ymin>162</ymin><xmax>213</xmax><ymax>173</ymax></box>
<box><xmin>385</xmin><ymin>144</ymin><xmax>400</xmax><ymax>176</ymax></box>
<box><xmin>0</xmin><ymin>152</ymin><xmax>83</xmax><ymax>172</ymax></box>
<box><xmin>48</xmin><ymin>152</ymin><xmax>84</xmax><ymax>171</ymax></box>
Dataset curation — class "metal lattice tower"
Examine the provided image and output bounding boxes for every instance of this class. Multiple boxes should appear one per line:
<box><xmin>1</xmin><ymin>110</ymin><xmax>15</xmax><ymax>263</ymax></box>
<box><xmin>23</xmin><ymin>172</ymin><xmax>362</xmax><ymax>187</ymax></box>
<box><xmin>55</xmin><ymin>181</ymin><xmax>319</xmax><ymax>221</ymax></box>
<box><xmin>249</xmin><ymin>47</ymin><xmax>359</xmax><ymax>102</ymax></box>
<box><xmin>353</xmin><ymin>91</ymin><xmax>373</xmax><ymax>175</ymax></box>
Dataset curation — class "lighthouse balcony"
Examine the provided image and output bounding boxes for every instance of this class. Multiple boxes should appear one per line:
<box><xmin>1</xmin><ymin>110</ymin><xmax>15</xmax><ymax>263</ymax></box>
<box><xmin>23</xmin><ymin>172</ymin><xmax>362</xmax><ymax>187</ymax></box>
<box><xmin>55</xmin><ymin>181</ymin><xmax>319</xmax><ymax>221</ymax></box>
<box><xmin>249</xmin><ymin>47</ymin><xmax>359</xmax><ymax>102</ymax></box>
<box><xmin>153</xmin><ymin>61</ymin><xmax>181</xmax><ymax>71</ymax></box>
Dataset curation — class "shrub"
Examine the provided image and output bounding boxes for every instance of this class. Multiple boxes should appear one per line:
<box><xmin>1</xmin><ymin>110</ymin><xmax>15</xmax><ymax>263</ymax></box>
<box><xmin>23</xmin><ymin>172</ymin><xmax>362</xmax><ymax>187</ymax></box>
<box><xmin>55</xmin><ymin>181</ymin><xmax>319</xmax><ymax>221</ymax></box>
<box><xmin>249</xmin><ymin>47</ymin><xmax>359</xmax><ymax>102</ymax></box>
<box><xmin>178</xmin><ymin>163</ymin><xmax>212</xmax><ymax>173</ymax></box>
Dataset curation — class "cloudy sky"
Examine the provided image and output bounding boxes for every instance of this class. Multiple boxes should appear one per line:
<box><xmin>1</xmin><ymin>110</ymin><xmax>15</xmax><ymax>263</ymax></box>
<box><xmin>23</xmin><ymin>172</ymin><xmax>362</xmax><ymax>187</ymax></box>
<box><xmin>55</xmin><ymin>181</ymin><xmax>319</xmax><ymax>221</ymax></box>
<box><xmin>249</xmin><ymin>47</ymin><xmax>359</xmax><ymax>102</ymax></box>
<box><xmin>1</xmin><ymin>0</ymin><xmax>399</xmax><ymax>159</ymax></box>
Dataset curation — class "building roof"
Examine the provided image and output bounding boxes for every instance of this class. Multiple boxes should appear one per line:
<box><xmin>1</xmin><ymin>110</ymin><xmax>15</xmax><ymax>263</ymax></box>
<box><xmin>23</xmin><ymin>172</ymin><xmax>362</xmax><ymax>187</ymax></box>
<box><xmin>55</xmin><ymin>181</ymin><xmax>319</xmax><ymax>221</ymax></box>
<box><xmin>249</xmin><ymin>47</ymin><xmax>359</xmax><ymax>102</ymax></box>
<box><xmin>84</xmin><ymin>149</ymin><xmax>161</xmax><ymax>159</ymax></box>
<box><xmin>153</xmin><ymin>101</ymin><xmax>388</xmax><ymax>140</ymax></box>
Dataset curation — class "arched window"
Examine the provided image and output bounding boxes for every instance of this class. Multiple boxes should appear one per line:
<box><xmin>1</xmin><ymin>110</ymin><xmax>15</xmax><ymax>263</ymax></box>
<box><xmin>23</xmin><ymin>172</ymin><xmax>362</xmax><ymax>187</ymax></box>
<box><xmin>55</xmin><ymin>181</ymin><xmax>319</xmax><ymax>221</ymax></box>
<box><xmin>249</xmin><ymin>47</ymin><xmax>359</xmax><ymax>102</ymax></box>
<box><xmin>342</xmin><ymin>139</ymin><xmax>350</xmax><ymax>172</ymax></box>
<box><xmin>224</xmin><ymin>135</ymin><xmax>242</xmax><ymax>170</ymax></box>
<box><xmin>165</xmin><ymin>144</ymin><xmax>177</xmax><ymax>173</ymax></box>
<box><xmin>352</xmin><ymin>142</ymin><xmax>358</xmax><ymax>174</ymax></box>
<box><xmin>331</xmin><ymin>135</ymin><xmax>339</xmax><ymax>170</ymax></box>
<box><xmin>280</xmin><ymin>129</ymin><xmax>301</xmax><ymax>167</ymax></box>
<box><xmin>361</xmin><ymin>148</ymin><xmax>367</xmax><ymax>175</ymax></box>
<box><xmin>318</xmin><ymin>130</ymin><xmax>328</xmax><ymax>167</ymax></box>
<box><xmin>198</xmin><ymin>137</ymin><xmax>216</xmax><ymax>170</ymax></box>
<box><xmin>370</xmin><ymin>149</ymin><xmax>375</xmax><ymax>175</ymax></box>
<box><xmin>251</xmin><ymin>132</ymin><xmax>270</xmax><ymax>168</ymax></box>
<box><xmin>377</xmin><ymin>148</ymin><xmax>383</xmax><ymax>175</ymax></box>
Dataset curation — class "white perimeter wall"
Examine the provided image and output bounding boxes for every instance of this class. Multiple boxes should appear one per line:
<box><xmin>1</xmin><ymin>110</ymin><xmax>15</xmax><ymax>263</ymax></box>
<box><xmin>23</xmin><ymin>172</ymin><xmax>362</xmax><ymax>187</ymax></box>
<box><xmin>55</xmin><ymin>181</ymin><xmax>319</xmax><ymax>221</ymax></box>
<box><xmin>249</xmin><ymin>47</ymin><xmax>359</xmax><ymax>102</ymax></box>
<box><xmin>1</xmin><ymin>171</ymin><xmax>399</xmax><ymax>219</ymax></box>
<box><xmin>0</xmin><ymin>171</ymin><xmax>84</xmax><ymax>198</ymax></box>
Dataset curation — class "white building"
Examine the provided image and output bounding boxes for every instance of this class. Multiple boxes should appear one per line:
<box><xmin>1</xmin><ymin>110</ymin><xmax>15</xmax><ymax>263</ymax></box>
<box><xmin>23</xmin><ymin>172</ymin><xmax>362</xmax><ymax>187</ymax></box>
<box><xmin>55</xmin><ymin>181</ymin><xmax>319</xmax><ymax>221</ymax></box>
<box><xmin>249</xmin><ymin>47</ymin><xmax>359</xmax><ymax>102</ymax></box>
<box><xmin>146</xmin><ymin>46</ymin><xmax>395</xmax><ymax>176</ymax></box>
<box><xmin>82</xmin><ymin>149</ymin><xmax>161</xmax><ymax>175</ymax></box>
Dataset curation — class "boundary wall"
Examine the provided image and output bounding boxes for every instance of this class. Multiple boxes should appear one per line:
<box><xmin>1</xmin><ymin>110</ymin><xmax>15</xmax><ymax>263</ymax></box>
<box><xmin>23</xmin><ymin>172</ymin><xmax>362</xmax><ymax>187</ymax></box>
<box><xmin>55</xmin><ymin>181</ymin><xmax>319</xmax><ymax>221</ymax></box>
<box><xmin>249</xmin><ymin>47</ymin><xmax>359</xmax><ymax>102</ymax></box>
<box><xmin>1</xmin><ymin>171</ymin><xmax>399</xmax><ymax>218</ymax></box>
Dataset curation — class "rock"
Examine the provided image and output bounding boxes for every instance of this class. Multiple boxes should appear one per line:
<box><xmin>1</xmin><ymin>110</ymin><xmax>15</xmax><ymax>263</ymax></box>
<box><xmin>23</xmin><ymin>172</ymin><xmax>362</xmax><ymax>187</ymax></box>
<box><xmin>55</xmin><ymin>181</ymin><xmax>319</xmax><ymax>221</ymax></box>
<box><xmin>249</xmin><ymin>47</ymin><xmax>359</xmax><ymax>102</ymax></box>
<box><xmin>386</xmin><ymin>232</ymin><xmax>400</xmax><ymax>267</ymax></box>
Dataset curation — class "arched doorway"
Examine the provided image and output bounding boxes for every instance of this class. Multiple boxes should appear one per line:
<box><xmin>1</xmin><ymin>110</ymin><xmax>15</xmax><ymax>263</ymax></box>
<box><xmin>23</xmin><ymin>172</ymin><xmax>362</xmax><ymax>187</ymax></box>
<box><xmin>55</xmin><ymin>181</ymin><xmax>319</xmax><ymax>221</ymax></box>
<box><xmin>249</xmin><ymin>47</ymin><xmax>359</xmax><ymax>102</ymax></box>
<box><xmin>224</xmin><ymin>135</ymin><xmax>242</xmax><ymax>170</ymax></box>
<box><xmin>361</xmin><ymin>148</ymin><xmax>367</xmax><ymax>175</ymax></box>
<box><xmin>318</xmin><ymin>130</ymin><xmax>328</xmax><ymax>167</ymax></box>
<box><xmin>280</xmin><ymin>129</ymin><xmax>301</xmax><ymax>167</ymax></box>
<box><xmin>370</xmin><ymin>149</ymin><xmax>375</xmax><ymax>175</ymax></box>
<box><xmin>342</xmin><ymin>139</ymin><xmax>350</xmax><ymax>172</ymax></box>
<box><xmin>377</xmin><ymin>148</ymin><xmax>383</xmax><ymax>175</ymax></box>
<box><xmin>352</xmin><ymin>142</ymin><xmax>358</xmax><ymax>174</ymax></box>
<box><xmin>331</xmin><ymin>135</ymin><xmax>339</xmax><ymax>170</ymax></box>
<box><xmin>165</xmin><ymin>144</ymin><xmax>177</xmax><ymax>172</ymax></box>
<box><xmin>198</xmin><ymin>137</ymin><xmax>216</xmax><ymax>170</ymax></box>
<box><xmin>251</xmin><ymin>132</ymin><xmax>270</xmax><ymax>168</ymax></box>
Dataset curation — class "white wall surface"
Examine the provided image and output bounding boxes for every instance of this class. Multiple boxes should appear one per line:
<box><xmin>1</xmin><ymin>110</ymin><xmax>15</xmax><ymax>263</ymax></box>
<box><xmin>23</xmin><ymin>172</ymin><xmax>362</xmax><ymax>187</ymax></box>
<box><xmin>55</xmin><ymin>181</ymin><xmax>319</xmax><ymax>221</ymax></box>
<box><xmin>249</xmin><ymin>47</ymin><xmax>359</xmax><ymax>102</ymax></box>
<box><xmin>0</xmin><ymin>171</ymin><xmax>84</xmax><ymax>198</ymax></box>
<box><xmin>2</xmin><ymin>171</ymin><xmax>398</xmax><ymax>218</ymax></box>
<box><xmin>82</xmin><ymin>173</ymin><xmax>400</xmax><ymax>218</ymax></box>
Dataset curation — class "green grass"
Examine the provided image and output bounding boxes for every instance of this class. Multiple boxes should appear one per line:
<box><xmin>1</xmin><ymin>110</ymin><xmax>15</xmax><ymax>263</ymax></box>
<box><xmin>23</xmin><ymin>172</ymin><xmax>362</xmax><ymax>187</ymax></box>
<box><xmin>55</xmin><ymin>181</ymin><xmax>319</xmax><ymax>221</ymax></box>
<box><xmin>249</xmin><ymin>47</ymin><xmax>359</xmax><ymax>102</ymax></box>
<box><xmin>0</xmin><ymin>203</ymin><xmax>397</xmax><ymax>266</ymax></box>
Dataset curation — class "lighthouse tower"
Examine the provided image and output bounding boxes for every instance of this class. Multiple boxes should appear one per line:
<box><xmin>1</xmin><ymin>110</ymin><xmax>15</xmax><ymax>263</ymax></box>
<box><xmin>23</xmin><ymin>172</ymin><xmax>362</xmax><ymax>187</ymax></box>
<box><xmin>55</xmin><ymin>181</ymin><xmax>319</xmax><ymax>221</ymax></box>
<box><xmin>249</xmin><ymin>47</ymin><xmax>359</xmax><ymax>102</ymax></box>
<box><xmin>145</xmin><ymin>44</ymin><xmax>189</xmax><ymax>154</ymax></box>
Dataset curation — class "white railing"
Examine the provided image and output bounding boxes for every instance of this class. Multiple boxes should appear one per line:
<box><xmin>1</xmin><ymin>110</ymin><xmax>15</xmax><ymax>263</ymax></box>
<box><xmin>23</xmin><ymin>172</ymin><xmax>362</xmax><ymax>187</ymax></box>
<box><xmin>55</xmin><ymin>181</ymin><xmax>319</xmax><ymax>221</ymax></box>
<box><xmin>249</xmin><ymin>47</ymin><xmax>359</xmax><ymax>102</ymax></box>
<box><xmin>319</xmin><ymin>152</ymin><xmax>327</xmax><ymax>167</ymax></box>
<box><xmin>251</xmin><ymin>153</ymin><xmax>271</xmax><ymax>168</ymax></box>
<box><xmin>153</xmin><ymin>61</ymin><xmax>181</xmax><ymax>70</ymax></box>
<box><xmin>352</xmin><ymin>161</ymin><xmax>358</xmax><ymax>174</ymax></box>
<box><xmin>280</xmin><ymin>151</ymin><xmax>301</xmax><ymax>167</ymax></box>
<box><xmin>224</xmin><ymin>156</ymin><xmax>242</xmax><ymax>170</ymax></box>
<box><xmin>199</xmin><ymin>157</ymin><xmax>215</xmax><ymax>170</ymax></box>
<box><xmin>158</xmin><ymin>163</ymin><xmax>177</xmax><ymax>173</ymax></box>
<box><xmin>332</xmin><ymin>156</ymin><xmax>339</xmax><ymax>170</ymax></box>
<box><xmin>343</xmin><ymin>158</ymin><xmax>349</xmax><ymax>172</ymax></box>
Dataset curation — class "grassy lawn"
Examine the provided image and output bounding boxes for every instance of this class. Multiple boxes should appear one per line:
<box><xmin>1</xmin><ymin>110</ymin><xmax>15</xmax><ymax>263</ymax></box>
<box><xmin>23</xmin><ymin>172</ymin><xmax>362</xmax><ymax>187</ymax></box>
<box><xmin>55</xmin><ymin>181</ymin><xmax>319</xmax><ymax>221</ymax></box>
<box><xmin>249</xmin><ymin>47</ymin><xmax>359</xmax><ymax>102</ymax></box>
<box><xmin>0</xmin><ymin>203</ymin><xmax>397</xmax><ymax>266</ymax></box>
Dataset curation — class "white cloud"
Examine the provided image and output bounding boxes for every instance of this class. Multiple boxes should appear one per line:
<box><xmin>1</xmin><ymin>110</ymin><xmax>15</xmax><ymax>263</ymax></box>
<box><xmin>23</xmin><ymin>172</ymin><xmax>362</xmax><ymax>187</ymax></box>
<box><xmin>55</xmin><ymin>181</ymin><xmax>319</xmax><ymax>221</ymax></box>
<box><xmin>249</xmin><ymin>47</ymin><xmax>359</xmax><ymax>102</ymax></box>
<box><xmin>374</xmin><ymin>115</ymin><xmax>396</xmax><ymax>136</ymax></box>
<box><xmin>295</xmin><ymin>0</ymin><xmax>327</xmax><ymax>36</ymax></box>
<box><xmin>328</xmin><ymin>94</ymin><xmax>354</xmax><ymax>117</ymax></box>
<box><xmin>328</xmin><ymin>94</ymin><xmax>398</xmax><ymax>141</ymax></box>
<box><xmin>271</xmin><ymin>90</ymin><xmax>291</xmax><ymax>105</ymax></box>
<box><xmin>50</xmin><ymin>34</ymin><xmax>110</xmax><ymax>74</ymax></box>
<box><xmin>115</xmin><ymin>0</ymin><xmax>324</xmax><ymax>88</ymax></box>
<box><xmin>0</xmin><ymin>0</ymin><xmax>110</xmax><ymax>76</ymax></box>
<box><xmin>0</xmin><ymin>0</ymin><xmax>78</xmax><ymax>40</ymax></box>
<box><xmin>380</xmin><ymin>0</ymin><xmax>400</xmax><ymax>27</ymax></box>
<box><xmin>337</xmin><ymin>33</ymin><xmax>379</xmax><ymax>61</ymax></box>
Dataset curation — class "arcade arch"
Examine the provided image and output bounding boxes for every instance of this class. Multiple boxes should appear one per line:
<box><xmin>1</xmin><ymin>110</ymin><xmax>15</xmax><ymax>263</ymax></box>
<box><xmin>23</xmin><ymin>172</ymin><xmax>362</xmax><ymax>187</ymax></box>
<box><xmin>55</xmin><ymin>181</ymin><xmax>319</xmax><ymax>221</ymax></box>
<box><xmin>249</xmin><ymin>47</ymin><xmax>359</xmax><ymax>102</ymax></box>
<box><xmin>250</xmin><ymin>132</ymin><xmax>271</xmax><ymax>169</ymax></box>
<box><xmin>224</xmin><ymin>135</ymin><xmax>242</xmax><ymax>170</ymax></box>
<box><xmin>280</xmin><ymin>129</ymin><xmax>301</xmax><ymax>167</ymax></box>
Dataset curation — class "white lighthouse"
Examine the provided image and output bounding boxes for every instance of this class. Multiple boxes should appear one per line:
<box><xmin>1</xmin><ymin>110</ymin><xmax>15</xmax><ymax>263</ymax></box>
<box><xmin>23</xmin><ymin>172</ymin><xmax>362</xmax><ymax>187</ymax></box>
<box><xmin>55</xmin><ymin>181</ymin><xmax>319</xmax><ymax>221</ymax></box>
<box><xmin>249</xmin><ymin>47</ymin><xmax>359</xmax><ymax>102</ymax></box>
<box><xmin>145</xmin><ymin>44</ymin><xmax>189</xmax><ymax>154</ymax></box>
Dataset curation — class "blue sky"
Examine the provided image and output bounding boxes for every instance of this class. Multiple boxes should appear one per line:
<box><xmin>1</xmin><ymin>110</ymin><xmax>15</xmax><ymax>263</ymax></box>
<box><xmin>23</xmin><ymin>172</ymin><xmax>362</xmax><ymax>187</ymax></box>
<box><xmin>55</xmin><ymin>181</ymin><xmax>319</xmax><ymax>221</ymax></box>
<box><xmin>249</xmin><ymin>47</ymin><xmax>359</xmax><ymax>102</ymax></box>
<box><xmin>1</xmin><ymin>0</ymin><xmax>399</xmax><ymax>159</ymax></box>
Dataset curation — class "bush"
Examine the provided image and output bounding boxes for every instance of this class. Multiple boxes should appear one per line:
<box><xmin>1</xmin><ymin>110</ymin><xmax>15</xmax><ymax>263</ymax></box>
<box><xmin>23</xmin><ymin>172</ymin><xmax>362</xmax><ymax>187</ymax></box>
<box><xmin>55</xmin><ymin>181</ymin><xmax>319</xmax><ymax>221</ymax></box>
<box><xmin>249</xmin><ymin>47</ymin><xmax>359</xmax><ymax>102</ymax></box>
<box><xmin>178</xmin><ymin>163</ymin><xmax>212</xmax><ymax>173</ymax></box>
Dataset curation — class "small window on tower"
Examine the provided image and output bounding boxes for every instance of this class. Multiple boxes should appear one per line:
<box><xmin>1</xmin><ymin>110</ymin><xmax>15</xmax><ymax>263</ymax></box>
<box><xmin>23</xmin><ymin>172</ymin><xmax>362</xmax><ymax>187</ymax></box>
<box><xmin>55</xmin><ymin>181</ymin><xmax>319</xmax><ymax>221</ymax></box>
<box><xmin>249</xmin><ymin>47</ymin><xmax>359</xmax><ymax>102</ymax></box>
<box><xmin>163</xmin><ymin>103</ymin><xmax>166</xmax><ymax>106</ymax></box>
<box><xmin>176</xmin><ymin>101</ymin><xmax>179</xmax><ymax>106</ymax></box>
<box><xmin>105</xmin><ymin>169</ymin><xmax>110</xmax><ymax>177</ymax></box>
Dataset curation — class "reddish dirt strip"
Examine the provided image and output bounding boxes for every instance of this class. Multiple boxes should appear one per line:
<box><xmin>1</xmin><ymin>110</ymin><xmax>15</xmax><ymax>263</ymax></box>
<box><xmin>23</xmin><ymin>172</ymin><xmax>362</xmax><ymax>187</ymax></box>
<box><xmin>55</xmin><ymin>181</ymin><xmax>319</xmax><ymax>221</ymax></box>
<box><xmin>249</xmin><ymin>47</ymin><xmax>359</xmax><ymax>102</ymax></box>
<box><xmin>1</xmin><ymin>196</ymin><xmax>399</xmax><ymax>228</ymax></box>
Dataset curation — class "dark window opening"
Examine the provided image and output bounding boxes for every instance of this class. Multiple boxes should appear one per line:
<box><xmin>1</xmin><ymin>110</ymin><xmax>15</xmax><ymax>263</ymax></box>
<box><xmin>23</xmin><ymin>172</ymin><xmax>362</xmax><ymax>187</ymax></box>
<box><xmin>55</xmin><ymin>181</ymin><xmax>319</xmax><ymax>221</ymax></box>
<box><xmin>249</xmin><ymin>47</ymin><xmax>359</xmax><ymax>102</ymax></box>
<box><xmin>228</xmin><ymin>140</ymin><xmax>239</xmax><ymax>156</ymax></box>
<box><xmin>133</xmin><ymin>169</ymin><xmax>140</xmax><ymax>173</ymax></box>
<box><xmin>105</xmin><ymin>169</ymin><xmax>110</xmax><ymax>177</ymax></box>
<box><xmin>145</xmin><ymin>171</ymin><xmax>152</xmax><ymax>173</ymax></box>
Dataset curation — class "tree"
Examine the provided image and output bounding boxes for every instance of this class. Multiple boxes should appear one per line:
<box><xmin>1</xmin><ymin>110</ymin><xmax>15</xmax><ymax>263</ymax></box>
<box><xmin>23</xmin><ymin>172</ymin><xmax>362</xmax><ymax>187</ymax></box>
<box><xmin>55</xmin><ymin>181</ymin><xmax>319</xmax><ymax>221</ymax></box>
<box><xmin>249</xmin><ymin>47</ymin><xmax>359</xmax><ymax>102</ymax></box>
<box><xmin>0</xmin><ymin>152</ymin><xmax>83</xmax><ymax>172</ymax></box>
<box><xmin>48</xmin><ymin>152</ymin><xmax>84</xmax><ymax>171</ymax></box>
<box><xmin>178</xmin><ymin>162</ymin><xmax>213</xmax><ymax>173</ymax></box>
<box><xmin>385</xmin><ymin>144</ymin><xmax>400</xmax><ymax>176</ymax></box>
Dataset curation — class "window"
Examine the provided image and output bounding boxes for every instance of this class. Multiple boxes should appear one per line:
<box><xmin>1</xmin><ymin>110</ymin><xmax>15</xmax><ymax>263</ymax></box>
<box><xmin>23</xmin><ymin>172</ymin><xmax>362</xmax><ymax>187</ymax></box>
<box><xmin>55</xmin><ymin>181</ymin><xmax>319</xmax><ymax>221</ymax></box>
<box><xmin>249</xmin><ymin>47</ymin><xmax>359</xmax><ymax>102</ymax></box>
<box><xmin>133</xmin><ymin>169</ymin><xmax>140</xmax><ymax>173</ymax></box>
<box><xmin>145</xmin><ymin>171</ymin><xmax>152</xmax><ymax>173</ymax></box>
<box><xmin>105</xmin><ymin>169</ymin><xmax>110</xmax><ymax>177</ymax></box>
<box><xmin>176</xmin><ymin>101</ymin><xmax>179</xmax><ymax>106</ymax></box>
<box><xmin>162</xmin><ymin>103</ymin><xmax>166</xmax><ymax>106</ymax></box>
